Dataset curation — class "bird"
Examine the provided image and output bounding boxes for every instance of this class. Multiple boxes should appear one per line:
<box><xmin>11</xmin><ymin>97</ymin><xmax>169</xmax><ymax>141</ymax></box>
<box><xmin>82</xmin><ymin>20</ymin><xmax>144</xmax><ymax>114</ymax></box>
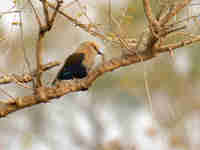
<box><xmin>52</xmin><ymin>41</ymin><xmax>103</xmax><ymax>85</ymax></box>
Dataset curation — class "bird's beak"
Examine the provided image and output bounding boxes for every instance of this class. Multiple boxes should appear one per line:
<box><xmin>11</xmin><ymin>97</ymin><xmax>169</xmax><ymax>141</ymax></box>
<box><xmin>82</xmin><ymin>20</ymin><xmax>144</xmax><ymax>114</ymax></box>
<box><xmin>97</xmin><ymin>50</ymin><xmax>103</xmax><ymax>55</ymax></box>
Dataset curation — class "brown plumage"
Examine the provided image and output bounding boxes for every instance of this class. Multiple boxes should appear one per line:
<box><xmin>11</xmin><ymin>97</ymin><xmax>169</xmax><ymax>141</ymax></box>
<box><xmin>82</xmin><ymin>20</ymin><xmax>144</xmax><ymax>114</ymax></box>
<box><xmin>52</xmin><ymin>41</ymin><xmax>102</xmax><ymax>85</ymax></box>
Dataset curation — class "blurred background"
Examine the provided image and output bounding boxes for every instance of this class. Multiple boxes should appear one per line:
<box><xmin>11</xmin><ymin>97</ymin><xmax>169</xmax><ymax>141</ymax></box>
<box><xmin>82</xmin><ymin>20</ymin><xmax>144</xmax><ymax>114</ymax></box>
<box><xmin>0</xmin><ymin>0</ymin><xmax>200</xmax><ymax>149</ymax></box>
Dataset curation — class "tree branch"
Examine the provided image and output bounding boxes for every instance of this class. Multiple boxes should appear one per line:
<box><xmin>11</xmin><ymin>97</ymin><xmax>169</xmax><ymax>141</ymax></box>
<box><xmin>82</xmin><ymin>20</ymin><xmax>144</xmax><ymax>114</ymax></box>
<box><xmin>143</xmin><ymin>0</ymin><xmax>160</xmax><ymax>29</ymax></box>
<box><xmin>29</xmin><ymin>0</ymin><xmax>62</xmax><ymax>87</ymax></box>
<box><xmin>159</xmin><ymin>0</ymin><xmax>192</xmax><ymax>26</ymax></box>
<box><xmin>46</xmin><ymin>0</ymin><xmax>108</xmax><ymax>41</ymax></box>
<box><xmin>1</xmin><ymin>34</ymin><xmax>200</xmax><ymax>117</ymax></box>
<box><xmin>0</xmin><ymin>61</ymin><xmax>60</xmax><ymax>85</ymax></box>
<box><xmin>0</xmin><ymin>0</ymin><xmax>198</xmax><ymax>118</ymax></box>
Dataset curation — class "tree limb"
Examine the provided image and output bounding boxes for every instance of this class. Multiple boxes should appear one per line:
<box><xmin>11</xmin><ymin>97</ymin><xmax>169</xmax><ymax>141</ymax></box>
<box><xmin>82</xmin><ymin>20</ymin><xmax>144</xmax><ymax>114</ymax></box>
<box><xmin>0</xmin><ymin>61</ymin><xmax>60</xmax><ymax>85</ymax></box>
<box><xmin>1</xmin><ymin>35</ymin><xmax>200</xmax><ymax>117</ymax></box>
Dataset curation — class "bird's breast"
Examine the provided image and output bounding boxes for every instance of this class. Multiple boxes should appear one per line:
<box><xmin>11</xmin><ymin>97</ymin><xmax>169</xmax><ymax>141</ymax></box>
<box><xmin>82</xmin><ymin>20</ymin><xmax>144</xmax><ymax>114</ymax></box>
<box><xmin>82</xmin><ymin>53</ymin><xmax>95</xmax><ymax>70</ymax></box>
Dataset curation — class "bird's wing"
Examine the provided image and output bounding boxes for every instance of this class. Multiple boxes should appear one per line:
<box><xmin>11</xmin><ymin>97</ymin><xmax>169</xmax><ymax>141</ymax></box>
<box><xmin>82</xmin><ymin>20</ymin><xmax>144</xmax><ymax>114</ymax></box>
<box><xmin>65</xmin><ymin>53</ymin><xmax>87</xmax><ymax>78</ymax></box>
<box><xmin>64</xmin><ymin>53</ymin><xmax>85</xmax><ymax>67</ymax></box>
<box><xmin>55</xmin><ymin>53</ymin><xmax>85</xmax><ymax>80</ymax></box>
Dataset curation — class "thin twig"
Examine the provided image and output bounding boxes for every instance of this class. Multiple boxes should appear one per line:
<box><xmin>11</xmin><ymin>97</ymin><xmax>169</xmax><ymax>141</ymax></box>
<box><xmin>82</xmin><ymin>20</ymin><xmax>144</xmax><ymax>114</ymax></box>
<box><xmin>49</xmin><ymin>0</ymin><xmax>63</xmax><ymax>25</ymax></box>
<box><xmin>19</xmin><ymin>12</ymin><xmax>32</xmax><ymax>78</ymax></box>
<box><xmin>34</xmin><ymin>0</ymin><xmax>62</xmax><ymax>87</ymax></box>
<box><xmin>119</xmin><ymin>32</ymin><xmax>153</xmax><ymax>115</ymax></box>
<box><xmin>0</xmin><ymin>61</ymin><xmax>60</xmax><ymax>85</ymax></box>
<box><xmin>28</xmin><ymin>0</ymin><xmax>42</xmax><ymax>28</ymax></box>
<box><xmin>159</xmin><ymin>0</ymin><xmax>192</xmax><ymax>26</ymax></box>
<box><xmin>41</xmin><ymin>0</ymin><xmax>50</xmax><ymax>25</ymax></box>
<box><xmin>46</xmin><ymin>0</ymin><xmax>107</xmax><ymax>41</ymax></box>
<box><xmin>143</xmin><ymin>0</ymin><xmax>160</xmax><ymax>29</ymax></box>
<box><xmin>158</xmin><ymin>35</ymin><xmax>200</xmax><ymax>52</ymax></box>
<box><xmin>168</xmin><ymin>14</ymin><xmax>200</xmax><ymax>27</ymax></box>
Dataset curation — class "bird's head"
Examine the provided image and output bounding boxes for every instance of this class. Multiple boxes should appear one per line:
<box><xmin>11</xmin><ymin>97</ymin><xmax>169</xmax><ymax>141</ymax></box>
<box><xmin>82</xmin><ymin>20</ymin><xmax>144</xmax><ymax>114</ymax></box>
<box><xmin>87</xmin><ymin>42</ymin><xmax>103</xmax><ymax>55</ymax></box>
<box><xmin>78</xmin><ymin>41</ymin><xmax>103</xmax><ymax>56</ymax></box>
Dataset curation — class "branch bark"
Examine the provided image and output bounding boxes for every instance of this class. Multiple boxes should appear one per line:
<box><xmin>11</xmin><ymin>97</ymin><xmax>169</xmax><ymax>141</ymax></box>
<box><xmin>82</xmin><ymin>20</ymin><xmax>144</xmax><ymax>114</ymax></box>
<box><xmin>0</xmin><ymin>0</ymin><xmax>198</xmax><ymax>118</ymax></box>
<box><xmin>1</xmin><ymin>34</ymin><xmax>200</xmax><ymax>117</ymax></box>
<box><xmin>0</xmin><ymin>61</ymin><xmax>60</xmax><ymax>85</ymax></box>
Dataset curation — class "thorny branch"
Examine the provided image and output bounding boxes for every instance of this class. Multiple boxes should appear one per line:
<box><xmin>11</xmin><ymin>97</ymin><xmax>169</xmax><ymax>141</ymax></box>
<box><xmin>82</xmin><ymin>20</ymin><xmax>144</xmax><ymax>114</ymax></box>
<box><xmin>0</xmin><ymin>0</ymin><xmax>199</xmax><ymax>117</ymax></box>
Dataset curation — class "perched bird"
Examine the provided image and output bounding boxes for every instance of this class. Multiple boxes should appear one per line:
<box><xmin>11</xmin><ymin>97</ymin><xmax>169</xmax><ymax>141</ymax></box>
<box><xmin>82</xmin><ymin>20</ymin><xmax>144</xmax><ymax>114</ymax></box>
<box><xmin>52</xmin><ymin>41</ymin><xmax>103</xmax><ymax>85</ymax></box>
